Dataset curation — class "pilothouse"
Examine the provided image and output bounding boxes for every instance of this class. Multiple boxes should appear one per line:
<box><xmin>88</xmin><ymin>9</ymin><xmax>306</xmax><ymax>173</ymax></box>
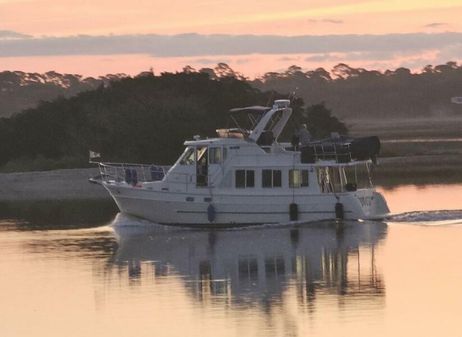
<box><xmin>95</xmin><ymin>99</ymin><xmax>390</xmax><ymax>225</ymax></box>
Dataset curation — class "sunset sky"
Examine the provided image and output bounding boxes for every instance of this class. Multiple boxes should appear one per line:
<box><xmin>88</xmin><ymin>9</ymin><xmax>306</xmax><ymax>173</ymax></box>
<box><xmin>1</xmin><ymin>0</ymin><xmax>462</xmax><ymax>77</ymax></box>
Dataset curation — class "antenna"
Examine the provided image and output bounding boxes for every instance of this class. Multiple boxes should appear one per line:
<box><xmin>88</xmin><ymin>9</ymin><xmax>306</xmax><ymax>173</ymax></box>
<box><xmin>288</xmin><ymin>87</ymin><xmax>299</xmax><ymax>103</ymax></box>
<box><xmin>266</xmin><ymin>90</ymin><xmax>275</xmax><ymax>107</ymax></box>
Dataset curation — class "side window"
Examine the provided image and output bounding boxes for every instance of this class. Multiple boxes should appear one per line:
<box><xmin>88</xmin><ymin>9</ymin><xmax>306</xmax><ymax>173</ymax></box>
<box><xmin>262</xmin><ymin>169</ymin><xmax>272</xmax><ymax>188</ymax></box>
<box><xmin>235</xmin><ymin>170</ymin><xmax>255</xmax><ymax>188</ymax></box>
<box><xmin>318</xmin><ymin>167</ymin><xmax>331</xmax><ymax>193</ymax></box>
<box><xmin>246</xmin><ymin>170</ymin><xmax>255</xmax><ymax>187</ymax></box>
<box><xmin>301</xmin><ymin>170</ymin><xmax>309</xmax><ymax>187</ymax></box>
<box><xmin>209</xmin><ymin>147</ymin><xmax>227</xmax><ymax>164</ymax></box>
<box><xmin>289</xmin><ymin>169</ymin><xmax>309</xmax><ymax>188</ymax></box>
<box><xmin>209</xmin><ymin>147</ymin><xmax>221</xmax><ymax>164</ymax></box>
<box><xmin>262</xmin><ymin>169</ymin><xmax>282</xmax><ymax>188</ymax></box>
<box><xmin>236</xmin><ymin>170</ymin><xmax>245</xmax><ymax>188</ymax></box>
<box><xmin>273</xmin><ymin>170</ymin><xmax>281</xmax><ymax>187</ymax></box>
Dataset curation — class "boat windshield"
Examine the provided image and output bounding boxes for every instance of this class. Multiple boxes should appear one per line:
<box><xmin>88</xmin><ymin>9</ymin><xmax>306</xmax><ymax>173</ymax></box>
<box><xmin>228</xmin><ymin>106</ymin><xmax>269</xmax><ymax>133</ymax></box>
<box><xmin>179</xmin><ymin>147</ymin><xmax>195</xmax><ymax>165</ymax></box>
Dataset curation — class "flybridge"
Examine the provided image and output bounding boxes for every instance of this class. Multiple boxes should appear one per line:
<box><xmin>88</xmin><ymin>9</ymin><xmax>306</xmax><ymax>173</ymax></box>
<box><xmin>223</xmin><ymin>99</ymin><xmax>292</xmax><ymax>146</ymax></box>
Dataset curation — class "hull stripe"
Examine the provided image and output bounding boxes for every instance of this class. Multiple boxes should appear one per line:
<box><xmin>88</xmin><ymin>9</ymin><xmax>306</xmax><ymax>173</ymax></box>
<box><xmin>176</xmin><ymin>210</ymin><xmax>353</xmax><ymax>215</ymax></box>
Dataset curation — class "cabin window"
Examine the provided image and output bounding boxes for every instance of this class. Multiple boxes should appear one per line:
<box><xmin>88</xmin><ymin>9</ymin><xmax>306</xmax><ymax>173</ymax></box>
<box><xmin>238</xmin><ymin>256</ymin><xmax>258</xmax><ymax>280</ymax></box>
<box><xmin>317</xmin><ymin>167</ymin><xmax>343</xmax><ymax>193</ymax></box>
<box><xmin>289</xmin><ymin>169</ymin><xmax>309</xmax><ymax>188</ymax></box>
<box><xmin>265</xmin><ymin>256</ymin><xmax>285</xmax><ymax>277</ymax></box>
<box><xmin>235</xmin><ymin>170</ymin><xmax>255</xmax><ymax>188</ymax></box>
<box><xmin>179</xmin><ymin>147</ymin><xmax>195</xmax><ymax>165</ymax></box>
<box><xmin>318</xmin><ymin>168</ymin><xmax>331</xmax><ymax>193</ymax></box>
<box><xmin>344</xmin><ymin>164</ymin><xmax>371</xmax><ymax>189</ymax></box>
<box><xmin>262</xmin><ymin>169</ymin><xmax>282</xmax><ymax>188</ymax></box>
<box><xmin>209</xmin><ymin>147</ymin><xmax>227</xmax><ymax>164</ymax></box>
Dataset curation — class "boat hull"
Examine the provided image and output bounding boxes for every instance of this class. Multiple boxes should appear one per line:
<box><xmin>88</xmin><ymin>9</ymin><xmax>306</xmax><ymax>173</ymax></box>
<box><xmin>104</xmin><ymin>183</ymin><xmax>389</xmax><ymax>226</ymax></box>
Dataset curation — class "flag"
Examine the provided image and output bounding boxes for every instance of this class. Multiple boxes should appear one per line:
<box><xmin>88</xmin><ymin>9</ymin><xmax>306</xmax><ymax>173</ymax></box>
<box><xmin>89</xmin><ymin>150</ymin><xmax>101</xmax><ymax>161</ymax></box>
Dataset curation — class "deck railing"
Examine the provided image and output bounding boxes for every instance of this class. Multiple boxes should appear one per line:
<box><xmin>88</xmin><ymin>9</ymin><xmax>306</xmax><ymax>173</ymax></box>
<box><xmin>97</xmin><ymin>162</ymin><xmax>170</xmax><ymax>184</ymax></box>
<box><xmin>297</xmin><ymin>142</ymin><xmax>353</xmax><ymax>164</ymax></box>
<box><xmin>310</xmin><ymin>143</ymin><xmax>353</xmax><ymax>163</ymax></box>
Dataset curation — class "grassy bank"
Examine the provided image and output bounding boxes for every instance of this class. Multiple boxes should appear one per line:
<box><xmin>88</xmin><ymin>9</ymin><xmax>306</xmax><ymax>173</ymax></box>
<box><xmin>374</xmin><ymin>155</ymin><xmax>462</xmax><ymax>187</ymax></box>
<box><xmin>0</xmin><ymin>168</ymin><xmax>108</xmax><ymax>201</ymax></box>
<box><xmin>0</xmin><ymin>155</ymin><xmax>91</xmax><ymax>173</ymax></box>
<box><xmin>348</xmin><ymin>117</ymin><xmax>462</xmax><ymax>140</ymax></box>
<box><xmin>348</xmin><ymin>117</ymin><xmax>462</xmax><ymax>186</ymax></box>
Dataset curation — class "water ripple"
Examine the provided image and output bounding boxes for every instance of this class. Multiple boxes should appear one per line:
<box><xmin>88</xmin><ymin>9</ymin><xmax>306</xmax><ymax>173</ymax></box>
<box><xmin>388</xmin><ymin>209</ymin><xmax>462</xmax><ymax>224</ymax></box>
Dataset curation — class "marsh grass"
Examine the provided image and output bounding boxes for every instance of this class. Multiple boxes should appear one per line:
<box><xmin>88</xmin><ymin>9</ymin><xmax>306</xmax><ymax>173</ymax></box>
<box><xmin>346</xmin><ymin>117</ymin><xmax>462</xmax><ymax>186</ymax></box>
<box><xmin>380</xmin><ymin>141</ymin><xmax>462</xmax><ymax>157</ymax></box>
<box><xmin>348</xmin><ymin>117</ymin><xmax>462</xmax><ymax>140</ymax></box>
<box><xmin>374</xmin><ymin>155</ymin><xmax>462</xmax><ymax>187</ymax></box>
<box><xmin>0</xmin><ymin>155</ymin><xmax>90</xmax><ymax>173</ymax></box>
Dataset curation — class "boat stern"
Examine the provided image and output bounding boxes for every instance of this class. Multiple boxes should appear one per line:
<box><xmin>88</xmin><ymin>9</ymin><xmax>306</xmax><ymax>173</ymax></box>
<box><xmin>345</xmin><ymin>189</ymin><xmax>390</xmax><ymax>220</ymax></box>
<box><xmin>367</xmin><ymin>191</ymin><xmax>390</xmax><ymax>220</ymax></box>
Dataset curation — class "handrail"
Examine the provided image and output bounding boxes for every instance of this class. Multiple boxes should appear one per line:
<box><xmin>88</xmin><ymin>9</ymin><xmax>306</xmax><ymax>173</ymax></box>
<box><xmin>97</xmin><ymin>162</ymin><xmax>170</xmax><ymax>184</ymax></box>
<box><xmin>311</xmin><ymin>143</ymin><xmax>353</xmax><ymax>163</ymax></box>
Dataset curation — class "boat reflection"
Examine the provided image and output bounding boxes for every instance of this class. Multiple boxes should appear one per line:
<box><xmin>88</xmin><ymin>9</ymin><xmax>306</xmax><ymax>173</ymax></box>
<box><xmin>110</xmin><ymin>215</ymin><xmax>387</xmax><ymax>310</ymax></box>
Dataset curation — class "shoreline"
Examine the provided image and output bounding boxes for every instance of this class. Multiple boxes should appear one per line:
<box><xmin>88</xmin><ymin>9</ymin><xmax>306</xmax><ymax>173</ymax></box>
<box><xmin>0</xmin><ymin>167</ymin><xmax>109</xmax><ymax>201</ymax></box>
<box><xmin>1</xmin><ymin>155</ymin><xmax>461</xmax><ymax>201</ymax></box>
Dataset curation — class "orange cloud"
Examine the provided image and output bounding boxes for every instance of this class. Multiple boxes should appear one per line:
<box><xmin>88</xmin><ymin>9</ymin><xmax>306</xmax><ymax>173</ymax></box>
<box><xmin>1</xmin><ymin>0</ymin><xmax>461</xmax><ymax>36</ymax></box>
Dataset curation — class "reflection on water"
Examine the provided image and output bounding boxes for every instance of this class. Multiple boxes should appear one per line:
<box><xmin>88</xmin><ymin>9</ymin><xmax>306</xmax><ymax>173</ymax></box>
<box><xmin>378</xmin><ymin>184</ymin><xmax>462</xmax><ymax>214</ymax></box>
<box><xmin>0</xmin><ymin>199</ymin><xmax>117</xmax><ymax>229</ymax></box>
<box><xmin>0</xmin><ymin>212</ymin><xmax>387</xmax><ymax>337</ymax></box>
<box><xmin>1</xmin><ymin>184</ymin><xmax>462</xmax><ymax>337</ymax></box>
<box><xmin>110</xmin><ymin>215</ymin><xmax>386</xmax><ymax>312</ymax></box>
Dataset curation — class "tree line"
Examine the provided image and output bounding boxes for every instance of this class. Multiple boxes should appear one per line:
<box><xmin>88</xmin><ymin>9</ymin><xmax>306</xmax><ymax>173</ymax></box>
<box><xmin>8</xmin><ymin>59</ymin><xmax>461</xmax><ymax>171</ymax></box>
<box><xmin>3</xmin><ymin>61</ymin><xmax>462</xmax><ymax>120</ymax></box>
<box><xmin>250</xmin><ymin>62</ymin><xmax>462</xmax><ymax>119</ymax></box>
<box><xmin>0</xmin><ymin>70</ymin><xmax>347</xmax><ymax>170</ymax></box>
<box><xmin>0</xmin><ymin>70</ymin><xmax>123</xmax><ymax>118</ymax></box>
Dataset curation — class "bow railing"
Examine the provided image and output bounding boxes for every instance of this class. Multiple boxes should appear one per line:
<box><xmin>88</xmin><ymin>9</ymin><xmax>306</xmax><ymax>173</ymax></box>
<box><xmin>95</xmin><ymin>162</ymin><xmax>170</xmax><ymax>185</ymax></box>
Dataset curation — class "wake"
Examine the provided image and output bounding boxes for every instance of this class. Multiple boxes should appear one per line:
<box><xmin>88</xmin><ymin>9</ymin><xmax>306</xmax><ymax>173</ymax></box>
<box><xmin>110</xmin><ymin>210</ymin><xmax>462</xmax><ymax>231</ymax></box>
<box><xmin>387</xmin><ymin>209</ymin><xmax>462</xmax><ymax>225</ymax></box>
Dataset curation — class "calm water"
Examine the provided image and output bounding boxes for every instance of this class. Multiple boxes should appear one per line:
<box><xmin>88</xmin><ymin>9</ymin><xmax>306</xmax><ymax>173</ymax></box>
<box><xmin>1</xmin><ymin>185</ymin><xmax>462</xmax><ymax>337</ymax></box>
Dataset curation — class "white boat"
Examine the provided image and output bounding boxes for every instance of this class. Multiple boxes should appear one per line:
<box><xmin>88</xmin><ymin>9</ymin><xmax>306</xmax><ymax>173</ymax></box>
<box><xmin>96</xmin><ymin>99</ymin><xmax>389</xmax><ymax>225</ymax></box>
